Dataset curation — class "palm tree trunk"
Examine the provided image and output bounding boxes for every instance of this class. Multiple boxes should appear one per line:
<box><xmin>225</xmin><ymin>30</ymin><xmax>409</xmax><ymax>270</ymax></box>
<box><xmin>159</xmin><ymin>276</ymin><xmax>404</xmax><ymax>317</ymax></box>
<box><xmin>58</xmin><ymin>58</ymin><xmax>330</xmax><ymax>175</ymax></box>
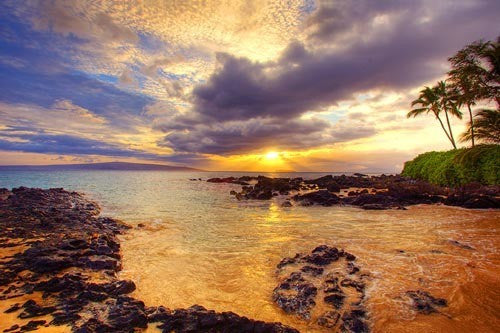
<box><xmin>467</xmin><ymin>103</ymin><xmax>475</xmax><ymax>147</ymax></box>
<box><xmin>444</xmin><ymin>110</ymin><xmax>457</xmax><ymax>149</ymax></box>
<box><xmin>436</xmin><ymin>114</ymin><xmax>455</xmax><ymax>148</ymax></box>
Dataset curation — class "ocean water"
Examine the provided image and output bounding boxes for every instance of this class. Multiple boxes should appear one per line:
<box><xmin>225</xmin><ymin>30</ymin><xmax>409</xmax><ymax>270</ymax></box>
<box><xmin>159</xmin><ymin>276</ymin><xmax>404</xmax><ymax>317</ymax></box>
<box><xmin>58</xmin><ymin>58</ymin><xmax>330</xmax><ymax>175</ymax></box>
<box><xmin>1</xmin><ymin>171</ymin><xmax>499</xmax><ymax>332</ymax></box>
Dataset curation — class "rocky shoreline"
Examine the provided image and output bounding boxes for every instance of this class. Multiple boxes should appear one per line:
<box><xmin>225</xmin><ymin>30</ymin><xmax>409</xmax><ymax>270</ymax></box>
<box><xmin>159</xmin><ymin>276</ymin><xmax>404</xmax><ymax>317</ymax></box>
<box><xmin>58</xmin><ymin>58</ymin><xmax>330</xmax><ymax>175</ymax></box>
<box><xmin>206</xmin><ymin>174</ymin><xmax>500</xmax><ymax>209</ymax></box>
<box><xmin>0</xmin><ymin>186</ymin><xmax>475</xmax><ymax>332</ymax></box>
<box><xmin>0</xmin><ymin>187</ymin><xmax>298</xmax><ymax>332</ymax></box>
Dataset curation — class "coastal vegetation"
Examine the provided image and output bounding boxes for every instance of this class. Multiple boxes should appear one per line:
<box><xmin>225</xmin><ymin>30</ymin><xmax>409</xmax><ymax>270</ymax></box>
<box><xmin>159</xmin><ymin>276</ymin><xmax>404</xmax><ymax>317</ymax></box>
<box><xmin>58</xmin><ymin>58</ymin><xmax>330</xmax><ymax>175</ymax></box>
<box><xmin>405</xmin><ymin>37</ymin><xmax>499</xmax><ymax>186</ymax></box>
<box><xmin>408</xmin><ymin>37</ymin><xmax>499</xmax><ymax>148</ymax></box>
<box><xmin>401</xmin><ymin>144</ymin><xmax>499</xmax><ymax>186</ymax></box>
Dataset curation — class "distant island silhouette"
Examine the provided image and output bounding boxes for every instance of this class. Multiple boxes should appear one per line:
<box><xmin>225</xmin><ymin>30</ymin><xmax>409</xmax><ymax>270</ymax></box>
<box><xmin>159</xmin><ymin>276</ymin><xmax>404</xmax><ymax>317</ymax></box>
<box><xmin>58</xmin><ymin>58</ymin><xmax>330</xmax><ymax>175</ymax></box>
<box><xmin>0</xmin><ymin>162</ymin><xmax>203</xmax><ymax>172</ymax></box>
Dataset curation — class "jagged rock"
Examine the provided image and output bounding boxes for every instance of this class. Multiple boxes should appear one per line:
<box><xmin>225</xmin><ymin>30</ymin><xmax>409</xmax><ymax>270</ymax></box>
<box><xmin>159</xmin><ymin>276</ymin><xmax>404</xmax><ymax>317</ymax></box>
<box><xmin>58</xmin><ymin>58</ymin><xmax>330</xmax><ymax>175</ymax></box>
<box><xmin>273</xmin><ymin>245</ymin><xmax>370</xmax><ymax>331</ymax></box>
<box><xmin>406</xmin><ymin>290</ymin><xmax>447</xmax><ymax>314</ymax></box>
<box><xmin>272</xmin><ymin>272</ymin><xmax>318</xmax><ymax>320</ymax></box>
<box><xmin>317</xmin><ymin>310</ymin><xmax>340</xmax><ymax>328</ymax></box>
<box><xmin>341</xmin><ymin>309</ymin><xmax>369</xmax><ymax>333</ymax></box>
<box><xmin>207</xmin><ymin>174</ymin><xmax>498</xmax><ymax>210</ymax></box>
<box><xmin>300</xmin><ymin>265</ymin><xmax>324</xmax><ymax>276</ymax></box>
<box><xmin>20</xmin><ymin>320</ymin><xmax>46</xmax><ymax>332</ymax></box>
<box><xmin>444</xmin><ymin>193</ymin><xmax>500</xmax><ymax>209</ymax></box>
<box><xmin>293</xmin><ymin>190</ymin><xmax>340</xmax><ymax>206</ymax></box>
<box><xmin>149</xmin><ymin>305</ymin><xmax>298</xmax><ymax>333</ymax></box>
<box><xmin>19</xmin><ymin>300</ymin><xmax>56</xmax><ymax>319</ymax></box>
<box><xmin>3</xmin><ymin>324</ymin><xmax>19</xmax><ymax>332</ymax></box>
<box><xmin>324</xmin><ymin>293</ymin><xmax>345</xmax><ymax>309</ymax></box>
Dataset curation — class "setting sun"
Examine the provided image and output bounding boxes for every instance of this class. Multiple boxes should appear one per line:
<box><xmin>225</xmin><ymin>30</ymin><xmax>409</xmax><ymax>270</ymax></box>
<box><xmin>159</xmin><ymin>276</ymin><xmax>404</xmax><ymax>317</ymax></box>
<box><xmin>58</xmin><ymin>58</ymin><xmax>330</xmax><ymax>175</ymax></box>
<box><xmin>265</xmin><ymin>151</ymin><xmax>279</xmax><ymax>160</ymax></box>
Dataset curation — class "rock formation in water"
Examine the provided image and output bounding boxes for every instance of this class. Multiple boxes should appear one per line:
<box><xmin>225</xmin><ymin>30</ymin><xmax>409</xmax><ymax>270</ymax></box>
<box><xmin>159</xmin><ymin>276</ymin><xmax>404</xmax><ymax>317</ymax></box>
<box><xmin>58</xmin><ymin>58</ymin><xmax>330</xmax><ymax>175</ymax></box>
<box><xmin>405</xmin><ymin>290</ymin><xmax>447</xmax><ymax>315</ymax></box>
<box><xmin>273</xmin><ymin>245</ymin><xmax>370</xmax><ymax>332</ymax></box>
<box><xmin>207</xmin><ymin>174</ymin><xmax>500</xmax><ymax>209</ymax></box>
<box><xmin>0</xmin><ymin>187</ymin><xmax>298</xmax><ymax>333</ymax></box>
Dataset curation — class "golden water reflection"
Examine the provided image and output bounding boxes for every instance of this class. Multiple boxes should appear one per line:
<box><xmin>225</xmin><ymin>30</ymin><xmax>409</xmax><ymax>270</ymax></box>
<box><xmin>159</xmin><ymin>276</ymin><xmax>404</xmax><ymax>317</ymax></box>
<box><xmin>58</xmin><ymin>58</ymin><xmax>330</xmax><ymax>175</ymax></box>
<box><xmin>119</xmin><ymin>203</ymin><xmax>500</xmax><ymax>332</ymax></box>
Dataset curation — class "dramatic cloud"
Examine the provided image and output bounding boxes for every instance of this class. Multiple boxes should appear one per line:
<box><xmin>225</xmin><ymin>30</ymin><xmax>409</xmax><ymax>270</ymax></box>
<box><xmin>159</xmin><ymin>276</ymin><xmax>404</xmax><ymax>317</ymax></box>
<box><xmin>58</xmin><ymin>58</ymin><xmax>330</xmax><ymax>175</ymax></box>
<box><xmin>152</xmin><ymin>0</ymin><xmax>499</xmax><ymax>156</ymax></box>
<box><xmin>159</xmin><ymin>116</ymin><xmax>376</xmax><ymax>155</ymax></box>
<box><xmin>0</xmin><ymin>0</ymin><xmax>498</xmax><ymax>170</ymax></box>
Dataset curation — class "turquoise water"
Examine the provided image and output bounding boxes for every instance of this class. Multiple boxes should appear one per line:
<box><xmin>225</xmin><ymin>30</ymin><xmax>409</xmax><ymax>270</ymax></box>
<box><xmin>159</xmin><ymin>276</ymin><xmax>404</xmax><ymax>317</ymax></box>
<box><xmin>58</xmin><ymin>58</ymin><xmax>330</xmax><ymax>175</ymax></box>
<box><xmin>0</xmin><ymin>170</ymin><xmax>334</xmax><ymax>221</ymax></box>
<box><xmin>1</xmin><ymin>171</ymin><xmax>499</xmax><ymax>332</ymax></box>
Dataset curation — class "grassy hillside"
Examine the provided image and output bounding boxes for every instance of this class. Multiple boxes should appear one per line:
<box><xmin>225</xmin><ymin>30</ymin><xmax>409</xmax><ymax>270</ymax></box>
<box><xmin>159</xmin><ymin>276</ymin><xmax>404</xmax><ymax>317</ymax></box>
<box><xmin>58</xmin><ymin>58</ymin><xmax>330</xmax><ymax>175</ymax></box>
<box><xmin>402</xmin><ymin>145</ymin><xmax>500</xmax><ymax>186</ymax></box>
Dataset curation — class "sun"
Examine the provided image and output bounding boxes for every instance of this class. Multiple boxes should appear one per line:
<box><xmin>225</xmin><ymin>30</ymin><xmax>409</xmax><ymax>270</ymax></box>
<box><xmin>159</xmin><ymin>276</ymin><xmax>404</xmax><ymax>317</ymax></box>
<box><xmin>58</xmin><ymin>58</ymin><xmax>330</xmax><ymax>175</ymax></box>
<box><xmin>265</xmin><ymin>151</ymin><xmax>279</xmax><ymax>160</ymax></box>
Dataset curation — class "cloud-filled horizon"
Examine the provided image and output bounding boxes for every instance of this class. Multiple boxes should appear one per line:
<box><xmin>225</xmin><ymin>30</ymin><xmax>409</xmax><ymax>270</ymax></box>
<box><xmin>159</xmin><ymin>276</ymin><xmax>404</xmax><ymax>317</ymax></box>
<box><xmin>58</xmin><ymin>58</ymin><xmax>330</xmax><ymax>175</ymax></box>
<box><xmin>0</xmin><ymin>0</ymin><xmax>498</xmax><ymax>172</ymax></box>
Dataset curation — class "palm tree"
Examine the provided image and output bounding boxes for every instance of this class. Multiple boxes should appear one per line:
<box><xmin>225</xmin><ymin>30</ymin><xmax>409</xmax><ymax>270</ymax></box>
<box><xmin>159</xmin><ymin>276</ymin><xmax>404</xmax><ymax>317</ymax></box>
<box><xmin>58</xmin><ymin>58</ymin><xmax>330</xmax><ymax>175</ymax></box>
<box><xmin>481</xmin><ymin>38</ymin><xmax>500</xmax><ymax>106</ymax></box>
<box><xmin>461</xmin><ymin>108</ymin><xmax>500</xmax><ymax>144</ymax></box>
<box><xmin>447</xmin><ymin>70</ymin><xmax>480</xmax><ymax>146</ymax></box>
<box><xmin>435</xmin><ymin>81</ymin><xmax>462</xmax><ymax>148</ymax></box>
<box><xmin>408</xmin><ymin>85</ymin><xmax>457</xmax><ymax>148</ymax></box>
<box><xmin>448</xmin><ymin>37</ymin><xmax>500</xmax><ymax>145</ymax></box>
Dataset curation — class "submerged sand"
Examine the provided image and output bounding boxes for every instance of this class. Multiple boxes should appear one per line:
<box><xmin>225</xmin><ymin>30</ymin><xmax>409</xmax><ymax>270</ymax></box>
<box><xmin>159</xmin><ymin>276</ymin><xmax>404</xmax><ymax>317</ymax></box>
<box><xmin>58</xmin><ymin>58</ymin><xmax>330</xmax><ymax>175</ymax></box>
<box><xmin>119</xmin><ymin>204</ymin><xmax>500</xmax><ymax>332</ymax></box>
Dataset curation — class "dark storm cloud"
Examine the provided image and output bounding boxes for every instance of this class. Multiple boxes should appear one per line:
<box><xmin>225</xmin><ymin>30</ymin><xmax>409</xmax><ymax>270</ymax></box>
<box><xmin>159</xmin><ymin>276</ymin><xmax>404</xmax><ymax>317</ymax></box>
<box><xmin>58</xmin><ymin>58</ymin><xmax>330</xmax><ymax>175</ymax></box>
<box><xmin>159</xmin><ymin>117</ymin><xmax>376</xmax><ymax>155</ymax></box>
<box><xmin>191</xmin><ymin>0</ymin><xmax>499</xmax><ymax>123</ymax></box>
<box><xmin>152</xmin><ymin>0</ymin><xmax>499</xmax><ymax>155</ymax></box>
<box><xmin>304</xmin><ymin>0</ymin><xmax>411</xmax><ymax>42</ymax></box>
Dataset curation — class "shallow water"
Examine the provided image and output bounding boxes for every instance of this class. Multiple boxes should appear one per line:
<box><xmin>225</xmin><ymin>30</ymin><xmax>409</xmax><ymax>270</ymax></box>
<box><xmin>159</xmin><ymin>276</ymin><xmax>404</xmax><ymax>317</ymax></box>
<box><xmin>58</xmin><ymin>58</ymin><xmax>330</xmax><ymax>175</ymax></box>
<box><xmin>1</xmin><ymin>171</ymin><xmax>499</xmax><ymax>332</ymax></box>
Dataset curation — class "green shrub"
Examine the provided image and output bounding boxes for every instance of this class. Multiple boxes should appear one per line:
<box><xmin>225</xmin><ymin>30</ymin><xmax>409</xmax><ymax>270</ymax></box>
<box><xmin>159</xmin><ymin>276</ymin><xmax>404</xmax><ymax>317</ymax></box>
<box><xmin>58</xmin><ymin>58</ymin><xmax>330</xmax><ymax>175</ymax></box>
<box><xmin>402</xmin><ymin>144</ymin><xmax>500</xmax><ymax>186</ymax></box>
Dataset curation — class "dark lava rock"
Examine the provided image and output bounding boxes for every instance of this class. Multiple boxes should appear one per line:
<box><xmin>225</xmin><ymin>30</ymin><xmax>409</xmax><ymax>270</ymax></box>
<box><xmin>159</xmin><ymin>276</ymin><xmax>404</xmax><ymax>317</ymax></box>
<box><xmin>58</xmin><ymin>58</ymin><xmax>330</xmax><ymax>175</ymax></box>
<box><xmin>343</xmin><ymin>194</ymin><xmax>401</xmax><ymax>210</ymax></box>
<box><xmin>26</xmin><ymin>255</ymin><xmax>73</xmax><ymax>273</ymax></box>
<box><xmin>207</xmin><ymin>177</ymin><xmax>250</xmax><ymax>185</ymax></box>
<box><xmin>273</xmin><ymin>245</ymin><xmax>370</xmax><ymax>331</ymax></box>
<box><xmin>327</xmin><ymin>183</ymin><xmax>341</xmax><ymax>192</ymax></box>
<box><xmin>317</xmin><ymin>310</ymin><xmax>341</xmax><ymax>328</ymax></box>
<box><xmin>353</xmin><ymin>173</ymin><xmax>368</xmax><ymax>177</ymax></box>
<box><xmin>20</xmin><ymin>320</ymin><xmax>46</xmax><ymax>332</ymax></box>
<box><xmin>341</xmin><ymin>309</ymin><xmax>369</xmax><ymax>333</ymax></box>
<box><xmin>238</xmin><ymin>176</ymin><xmax>303</xmax><ymax>200</ymax></box>
<box><xmin>4</xmin><ymin>302</ymin><xmax>20</xmax><ymax>313</ymax></box>
<box><xmin>272</xmin><ymin>272</ymin><xmax>318</xmax><ymax>320</ymax></box>
<box><xmin>106</xmin><ymin>296</ymin><xmax>148</xmax><ymax>330</ymax></box>
<box><xmin>361</xmin><ymin>204</ymin><xmax>388</xmax><ymax>210</ymax></box>
<box><xmin>305</xmin><ymin>245</ymin><xmax>340</xmax><ymax>265</ymax></box>
<box><xmin>0</xmin><ymin>187</ymin><xmax>298</xmax><ymax>333</ymax></box>
<box><xmin>277</xmin><ymin>255</ymin><xmax>300</xmax><ymax>269</ymax></box>
<box><xmin>149</xmin><ymin>305</ymin><xmax>298</xmax><ymax>333</ymax></box>
<box><xmin>324</xmin><ymin>293</ymin><xmax>345</xmax><ymax>309</ymax></box>
<box><xmin>293</xmin><ymin>190</ymin><xmax>340</xmax><ymax>206</ymax></box>
<box><xmin>300</xmin><ymin>265</ymin><xmax>324</xmax><ymax>276</ymax></box>
<box><xmin>406</xmin><ymin>290</ymin><xmax>447</xmax><ymax>314</ymax></box>
<box><xmin>346</xmin><ymin>262</ymin><xmax>360</xmax><ymax>275</ymax></box>
<box><xmin>4</xmin><ymin>324</ymin><xmax>19</xmax><ymax>332</ymax></box>
<box><xmin>304</xmin><ymin>175</ymin><xmax>342</xmax><ymax>193</ymax></box>
<box><xmin>444</xmin><ymin>193</ymin><xmax>500</xmax><ymax>209</ymax></box>
<box><xmin>19</xmin><ymin>300</ymin><xmax>56</xmax><ymax>319</ymax></box>
<box><xmin>212</xmin><ymin>173</ymin><xmax>498</xmax><ymax>210</ymax></box>
<box><xmin>207</xmin><ymin>177</ymin><xmax>235</xmax><ymax>183</ymax></box>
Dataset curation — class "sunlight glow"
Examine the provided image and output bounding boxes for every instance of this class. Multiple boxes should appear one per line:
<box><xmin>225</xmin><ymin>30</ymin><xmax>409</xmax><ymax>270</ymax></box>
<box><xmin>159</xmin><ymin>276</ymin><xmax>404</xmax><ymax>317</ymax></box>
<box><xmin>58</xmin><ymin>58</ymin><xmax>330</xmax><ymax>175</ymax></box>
<box><xmin>265</xmin><ymin>151</ymin><xmax>279</xmax><ymax>160</ymax></box>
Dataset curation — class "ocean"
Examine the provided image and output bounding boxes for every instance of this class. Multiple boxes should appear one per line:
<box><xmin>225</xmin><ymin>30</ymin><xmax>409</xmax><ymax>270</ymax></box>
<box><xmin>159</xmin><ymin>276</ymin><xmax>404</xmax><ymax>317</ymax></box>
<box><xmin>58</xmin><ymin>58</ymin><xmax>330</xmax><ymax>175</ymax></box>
<box><xmin>1</xmin><ymin>170</ymin><xmax>498</xmax><ymax>332</ymax></box>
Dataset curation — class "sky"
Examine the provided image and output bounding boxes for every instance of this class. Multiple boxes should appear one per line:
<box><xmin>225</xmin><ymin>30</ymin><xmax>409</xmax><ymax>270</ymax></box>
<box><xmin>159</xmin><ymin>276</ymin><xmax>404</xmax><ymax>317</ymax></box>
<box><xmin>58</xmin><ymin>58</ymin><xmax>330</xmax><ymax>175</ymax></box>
<box><xmin>0</xmin><ymin>0</ymin><xmax>498</xmax><ymax>172</ymax></box>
